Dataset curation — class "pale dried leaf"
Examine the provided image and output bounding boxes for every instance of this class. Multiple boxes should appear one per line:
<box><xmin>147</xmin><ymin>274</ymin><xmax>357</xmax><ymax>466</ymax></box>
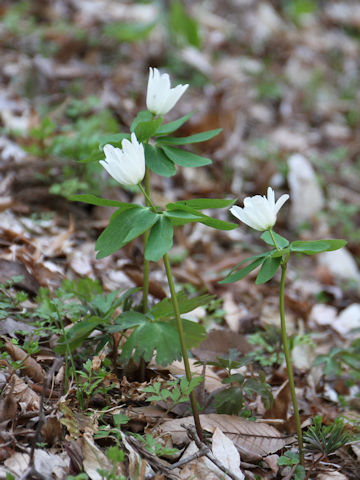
<box><xmin>288</xmin><ymin>153</ymin><xmax>324</xmax><ymax>227</ymax></box>
<box><xmin>318</xmin><ymin>249</ymin><xmax>360</xmax><ymax>284</ymax></box>
<box><xmin>332</xmin><ymin>304</ymin><xmax>360</xmax><ymax>338</ymax></box>
<box><xmin>82</xmin><ymin>433</ymin><xmax>112</xmax><ymax>480</ymax></box>
<box><xmin>316</xmin><ymin>472</ymin><xmax>348</xmax><ymax>480</ymax></box>
<box><xmin>212</xmin><ymin>427</ymin><xmax>244</xmax><ymax>480</ymax></box>
<box><xmin>291</xmin><ymin>341</ymin><xmax>315</xmax><ymax>371</ymax></box>
<box><xmin>3</xmin><ymin>450</ymin><xmax>68</xmax><ymax>479</ymax></box>
<box><xmin>181</xmin><ymin>441</ymin><xmax>224</xmax><ymax>480</ymax></box>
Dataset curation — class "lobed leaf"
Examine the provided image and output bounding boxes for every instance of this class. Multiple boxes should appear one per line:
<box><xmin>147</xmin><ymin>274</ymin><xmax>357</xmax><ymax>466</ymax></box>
<box><xmin>145</xmin><ymin>216</ymin><xmax>174</xmax><ymax>262</ymax></box>
<box><xmin>96</xmin><ymin>207</ymin><xmax>159</xmax><ymax>258</ymax></box>
<box><xmin>150</xmin><ymin>291</ymin><xmax>215</xmax><ymax>320</ymax></box>
<box><xmin>120</xmin><ymin>322</ymin><xmax>182</xmax><ymax>365</ymax></box>
<box><xmin>107</xmin><ymin>311</ymin><xmax>148</xmax><ymax>332</ymax></box>
<box><xmin>171</xmin><ymin>318</ymin><xmax>206</xmax><ymax>349</ymax></box>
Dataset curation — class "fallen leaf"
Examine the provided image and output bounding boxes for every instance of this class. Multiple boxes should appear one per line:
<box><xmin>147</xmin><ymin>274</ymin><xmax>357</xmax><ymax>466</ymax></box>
<box><xmin>3</xmin><ymin>449</ymin><xmax>68</xmax><ymax>479</ymax></box>
<box><xmin>82</xmin><ymin>433</ymin><xmax>113</xmax><ymax>480</ymax></box>
<box><xmin>158</xmin><ymin>414</ymin><xmax>289</xmax><ymax>461</ymax></box>
<box><xmin>3</xmin><ymin>374</ymin><xmax>40</xmax><ymax>412</ymax></box>
<box><xmin>2</xmin><ymin>337</ymin><xmax>45</xmax><ymax>383</ymax></box>
<box><xmin>212</xmin><ymin>427</ymin><xmax>244</xmax><ymax>479</ymax></box>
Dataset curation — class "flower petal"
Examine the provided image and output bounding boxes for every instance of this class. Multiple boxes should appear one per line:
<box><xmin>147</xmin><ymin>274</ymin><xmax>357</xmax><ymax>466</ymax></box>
<box><xmin>274</xmin><ymin>194</ymin><xmax>289</xmax><ymax>214</ymax></box>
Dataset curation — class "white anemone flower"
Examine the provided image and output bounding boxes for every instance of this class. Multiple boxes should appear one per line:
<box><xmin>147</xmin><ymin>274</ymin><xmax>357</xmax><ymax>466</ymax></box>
<box><xmin>100</xmin><ymin>133</ymin><xmax>145</xmax><ymax>186</ymax></box>
<box><xmin>146</xmin><ymin>67</ymin><xmax>189</xmax><ymax>116</ymax></box>
<box><xmin>230</xmin><ymin>187</ymin><xmax>289</xmax><ymax>231</ymax></box>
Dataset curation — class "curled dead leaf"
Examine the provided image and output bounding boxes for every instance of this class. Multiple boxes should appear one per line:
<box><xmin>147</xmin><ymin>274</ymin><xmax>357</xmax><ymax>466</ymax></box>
<box><xmin>2</xmin><ymin>337</ymin><xmax>45</xmax><ymax>383</ymax></box>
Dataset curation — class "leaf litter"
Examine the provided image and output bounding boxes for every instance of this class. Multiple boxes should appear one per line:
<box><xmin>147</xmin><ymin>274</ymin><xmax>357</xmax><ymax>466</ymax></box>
<box><xmin>0</xmin><ymin>0</ymin><xmax>359</xmax><ymax>479</ymax></box>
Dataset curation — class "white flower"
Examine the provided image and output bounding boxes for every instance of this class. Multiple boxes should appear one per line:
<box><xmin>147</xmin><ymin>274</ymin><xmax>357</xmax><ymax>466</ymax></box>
<box><xmin>146</xmin><ymin>67</ymin><xmax>189</xmax><ymax>116</ymax></box>
<box><xmin>100</xmin><ymin>133</ymin><xmax>145</xmax><ymax>186</ymax></box>
<box><xmin>230</xmin><ymin>187</ymin><xmax>289</xmax><ymax>231</ymax></box>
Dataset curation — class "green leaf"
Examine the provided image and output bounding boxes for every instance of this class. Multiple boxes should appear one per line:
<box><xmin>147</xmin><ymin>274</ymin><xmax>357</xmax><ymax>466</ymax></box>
<box><xmin>131</xmin><ymin>111</ymin><xmax>153</xmax><ymax>132</ymax></box>
<box><xmin>215</xmin><ymin>387</ymin><xmax>244</xmax><ymax>415</ymax></box>
<box><xmin>149</xmin><ymin>291</ymin><xmax>215</xmax><ymax>320</ymax></box>
<box><xmin>157</xmin><ymin>128</ymin><xmax>222</xmax><ymax>145</ymax></box>
<box><xmin>120</xmin><ymin>322</ymin><xmax>182</xmax><ymax>365</ymax></box>
<box><xmin>144</xmin><ymin>144</ymin><xmax>176</xmax><ymax>177</ymax></box>
<box><xmin>155</xmin><ymin>112</ymin><xmax>194</xmax><ymax>136</ymax></box>
<box><xmin>171</xmin><ymin>318</ymin><xmax>206</xmax><ymax>349</ymax></box>
<box><xmin>198</xmin><ymin>215</ymin><xmax>238</xmax><ymax>231</ymax></box>
<box><xmin>161</xmin><ymin>145</ymin><xmax>211</xmax><ymax>167</ymax></box>
<box><xmin>219</xmin><ymin>257</ymin><xmax>265</xmax><ymax>284</ymax></box>
<box><xmin>103</xmin><ymin>21</ymin><xmax>155</xmax><ymax>42</ymax></box>
<box><xmin>171</xmin><ymin>198</ymin><xmax>235</xmax><ymax>209</ymax></box>
<box><xmin>80</xmin><ymin>149</ymin><xmax>105</xmax><ymax>163</ymax></box>
<box><xmin>107</xmin><ymin>311</ymin><xmax>148</xmax><ymax>332</ymax></box>
<box><xmin>69</xmin><ymin>194</ymin><xmax>133</xmax><ymax>208</ymax></box>
<box><xmin>261</xmin><ymin>231</ymin><xmax>289</xmax><ymax>248</ymax></box>
<box><xmin>134</xmin><ymin>118</ymin><xmax>163</xmax><ymax>143</ymax></box>
<box><xmin>96</xmin><ymin>207</ymin><xmax>159</xmax><ymax>258</ymax></box>
<box><xmin>98</xmin><ymin>133</ymin><xmax>131</xmax><ymax>150</ymax></box>
<box><xmin>290</xmin><ymin>239</ymin><xmax>347</xmax><ymax>255</ymax></box>
<box><xmin>55</xmin><ymin>316</ymin><xmax>104</xmax><ymax>353</ymax></box>
<box><xmin>164</xmin><ymin>209</ymin><xmax>203</xmax><ymax>226</ymax></box>
<box><xmin>169</xmin><ymin>0</ymin><xmax>201</xmax><ymax>48</ymax></box>
<box><xmin>255</xmin><ymin>256</ymin><xmax>282</xmax><ymax>284</ymax></box>
<box><xmin>145</xmin><ymin>216</ymin><xmax>174</xmax><ymax>262</ymax></box>
<box><xmin>165</xmin><ymin>203</ymin><xmax>236</xmax><ymax>230</ymax></box>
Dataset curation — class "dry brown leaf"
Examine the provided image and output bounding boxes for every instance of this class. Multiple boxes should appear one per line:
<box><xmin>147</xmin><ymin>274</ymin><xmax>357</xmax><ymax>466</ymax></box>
<box><xmin>2</xmin><ymin>337</ymin><xmax>45</xmax><ymax>383</ymax></box>
<box><xmin>193</xmin><ymin>329</ymin><xmax>252</xmax><ymax>362</ymax></box>
<box><xmin>3</xmin><ymin>374</ymin><xmax>40</xmax><ymax>412</ymax></box>
<box><xmin>158</xmin><ymin>414</ymin><xmax>289</xmax><ymax>461</ymax></box>
<box><xmin>265</xmin><ymin>381</ymin><xmax>290</xmax><ymax>421</ymax></box>
<box><xmin>0</xmin><ymin>258</ymin><xmax>40</xmax><ymax>294</ymax></box>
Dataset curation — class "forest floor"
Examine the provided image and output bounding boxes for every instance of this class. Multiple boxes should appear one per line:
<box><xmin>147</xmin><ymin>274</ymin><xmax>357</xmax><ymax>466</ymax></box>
<box><xmin>0</xmin><ymin>1</ymin><xmax>360</xmax><ymax>479</ymax></box>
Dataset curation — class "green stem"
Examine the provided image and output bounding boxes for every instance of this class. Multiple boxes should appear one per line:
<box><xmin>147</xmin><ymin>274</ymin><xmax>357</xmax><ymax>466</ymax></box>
<box><xmin>269</xmin><ymin>228</ymin><xmax>279</xmax><ymax>251</ymax></box>
<box><xmin>142</xmin><ymin>168</ymin><xmax>151</xmax><ymax>313</ymax></box>
<box><xmin>138</xmin><ymin>181</ymin><xmax>156</xmax><ymax>211</ymax></box>
<box><xmin>280</xmin><ymin>258</ymin><xmax>304</xmax><ymax>466</ymax></box>
<box><xmin>140</xmin><ymin>168</ymin><xmax>151</xmax><ymax>381</ymax></box>
<box><xmin>163</xmin><ymin>253</ymin><xmax>203</xmax><ymax>442</ymax></box>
